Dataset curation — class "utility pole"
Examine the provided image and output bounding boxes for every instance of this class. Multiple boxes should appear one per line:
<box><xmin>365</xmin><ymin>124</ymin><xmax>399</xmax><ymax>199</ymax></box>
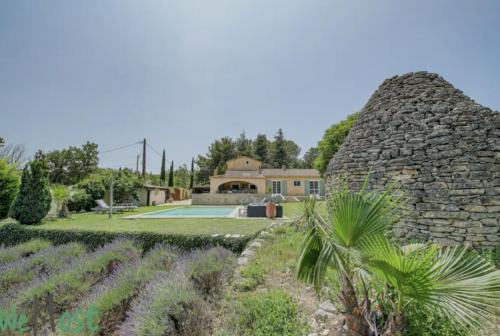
<box><xmin>142</xmin><ymin>138</ymin><xmax>146</xmax><ymax>179</ymax></box>
<box><xmin>136</xmin><ymin>154</ymin><xmax>140</xmax><ymax>174</ymax></box>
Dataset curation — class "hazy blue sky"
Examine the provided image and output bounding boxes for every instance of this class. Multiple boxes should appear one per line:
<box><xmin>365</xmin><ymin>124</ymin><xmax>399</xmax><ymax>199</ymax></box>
<box><xmin>1</xmin><ymin>0</ymin><xmax>499</xmax><ymax>172</ymax></box>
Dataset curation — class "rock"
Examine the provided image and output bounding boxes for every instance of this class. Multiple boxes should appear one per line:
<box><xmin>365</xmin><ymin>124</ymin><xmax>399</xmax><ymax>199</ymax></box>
<box><xmin>237</xmin><ymin>257</ymin><xmax>248</xmax><ymax>266</ymax></box>
<box><xmin>314</xmin><ymin>309</ymin><xmax>335</xmax><ymax>322</ymax></box>
<box><xmin>320</xmin><ymin>330</ymin><xmax>330</xmax><ymax>336</ymax></box>
<box><xmin>241</xmin><ymin>249</ymin><xmax>256</xmax><ymax>257</ymax></box>
<box><xmin>249</xmin><ymin>241</ymin><xmax>262</xmax><ymax>248</ymax></box>
<box><xmin>319</xmin><ymin>301</ymin><xmax>337</xmax><ymax>314</ymax></box>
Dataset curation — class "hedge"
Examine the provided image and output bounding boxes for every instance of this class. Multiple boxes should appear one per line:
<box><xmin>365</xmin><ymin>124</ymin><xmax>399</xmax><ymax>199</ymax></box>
<box><xmin>0</xmin><ymin>223</ymin><xmax>253</xmax><ymax>253</ymax></box>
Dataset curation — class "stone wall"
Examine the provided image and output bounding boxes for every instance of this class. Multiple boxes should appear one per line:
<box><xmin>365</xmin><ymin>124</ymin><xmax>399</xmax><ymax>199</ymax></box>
<box><xmin>325</xmin><ymin>71</ymin><xmax>500</xmax><ymax>248</ymax></box>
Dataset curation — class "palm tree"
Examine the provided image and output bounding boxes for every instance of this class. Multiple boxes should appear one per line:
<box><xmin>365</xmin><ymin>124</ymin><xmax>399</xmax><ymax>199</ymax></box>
<box><xmin>296</xmin><ymin>180</ymin><xmax>500</xmax><ymax>336</ymax></box>
<box><xmin>51</xmin><ymin>184</ymin><xmax>70</xmax><ymax>218</ymax></box>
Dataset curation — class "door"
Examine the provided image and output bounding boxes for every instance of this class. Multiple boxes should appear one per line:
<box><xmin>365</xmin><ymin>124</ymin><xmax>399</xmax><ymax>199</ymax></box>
<box><xmin>272</xmin><ymin>181</ymin><xmax>282</xmax><ymax>194</ymax></box>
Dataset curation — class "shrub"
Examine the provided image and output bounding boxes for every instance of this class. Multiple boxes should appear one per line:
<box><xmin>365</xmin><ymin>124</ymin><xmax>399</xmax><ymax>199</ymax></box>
<box><xmin>236</xmin><ymin>290</ymin><xmax>308</xmax><ymax>336</ymax></box>
<box><xmin>240</xmin><ymin>264</ymin><xmax>266</xmax><ymax>284</ymax></box>
<box><xmin>0</xmin><ymin>159</ymin><xmax>20</xmax><ymax>219</ymax></box>
<box><xmin>0</xmin><ymin>222</ymin><xmax>251</xmax><ymax>253</ymax></box>
<box><xmin>17</xmin><ymin>239</ymin><xmax>140</xmax><ymax>319</ymax></box>
<box><xmin>51</xmin><ymin>184</ymin><xmax>71</xmax><ymax>217</ymax></box>
<box><xmin>78</xmin><ymin>244</ymin><xmax>179</xmax><ymax>335</ymax></box>
<box><xmin>404</xmin><ymin>301</ymin><xmax>463</xmax><ymax>336</ymax></box>
<box><xmin>66</xmin><ymin>187</ymin><xmax>90</xmax><ymax>212</ymax></box>
<box><xmin>119</xmin><ymin>272</ymin><xmax>211</xmax><ymax>336</ymax></box>
<box><xmin>186</xmin><ymin>247</ymin><xmax>235</xmax><ymax>296</ymax></box>
<box><xmin>0</xmin><ymin>242</ymin><xmax>87</xmax><ymax>304</ymax></box>
<box><xmin>0</xmin><ymin>239</ymin><xmax>51</xmax><ymax>265</ymax></box>
<box><xmin>9</xmin><ymin>154</ymin><xmax>52</xmax><ymax>224</ymax></box>
<box><xmin>234</xmin><ymin>277</ymin><xmax>258</xmax><ymax>292</ymax></box>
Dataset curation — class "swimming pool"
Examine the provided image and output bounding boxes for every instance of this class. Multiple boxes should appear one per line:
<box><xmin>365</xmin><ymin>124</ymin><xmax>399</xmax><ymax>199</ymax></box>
<box><xmin>128</xmin><ymin>206</ymin><xmax>239</xmax><ymax>218</ymax></box>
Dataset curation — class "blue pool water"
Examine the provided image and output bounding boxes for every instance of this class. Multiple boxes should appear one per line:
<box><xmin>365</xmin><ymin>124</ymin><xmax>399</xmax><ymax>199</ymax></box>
<box><xmin>139</xmin><ymin>206</ymin><xmax>237</xmax><ymax>218</ymax></box>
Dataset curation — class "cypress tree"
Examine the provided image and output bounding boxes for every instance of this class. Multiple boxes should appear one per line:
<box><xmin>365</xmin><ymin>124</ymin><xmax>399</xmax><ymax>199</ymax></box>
<box><xmin>168</xmin><ymin>161</ymin><xmax>174</xmax><ymax>187</ymax></box>
<box><xmin>10</xmin><ymin>151</ymin><xmax>52</xmax><ymax>225</ymax></box>
<box><xmin>254</xmin><ymin>134</ymin><xmax>268</xmax><ymax>163</ymax></box>
<box><xmin>160</xmin><ymin>150</ymin><xmax>166</xmax><ymax>185</ymax></box>
<box><xmin>189</xmin><ymin>158</ymin><xmax>194</xmax><ymax>190</ymax></box>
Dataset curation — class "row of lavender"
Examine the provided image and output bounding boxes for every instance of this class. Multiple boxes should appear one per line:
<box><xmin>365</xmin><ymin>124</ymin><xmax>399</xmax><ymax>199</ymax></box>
<box><xmin>0</xmin><ymin>238</ymin><xmax>235</xmax><ymax>335</ymax></box>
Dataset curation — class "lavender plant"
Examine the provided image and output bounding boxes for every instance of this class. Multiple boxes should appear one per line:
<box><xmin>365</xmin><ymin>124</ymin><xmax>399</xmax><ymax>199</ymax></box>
<box><xmin>0</xmin><ymin>239</ymin><xmax>52</xmax><ymax>265</ymax></box>
<box><xmin>119</xmin><ymin>272</ymin><xmax>211</xmax><ymax>336</ymax></box>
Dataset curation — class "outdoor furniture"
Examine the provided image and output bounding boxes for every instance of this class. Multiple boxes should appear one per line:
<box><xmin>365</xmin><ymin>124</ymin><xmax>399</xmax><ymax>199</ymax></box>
<box><xmin>247</xmin><ymin>203</ymin><xmax>283</xmax><ymax>218</ymax></box>
<box><xmin>91</xmin><ymin>200</ymin><xmax>137</xmax><ymax>214</ymax></box>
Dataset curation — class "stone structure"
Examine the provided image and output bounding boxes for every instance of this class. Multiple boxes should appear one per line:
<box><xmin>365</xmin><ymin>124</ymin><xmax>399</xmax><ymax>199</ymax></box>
<box><xmin>326</xmin><ymin>71</ymin><xmax>500</xmax><ymax>248</ymax></box>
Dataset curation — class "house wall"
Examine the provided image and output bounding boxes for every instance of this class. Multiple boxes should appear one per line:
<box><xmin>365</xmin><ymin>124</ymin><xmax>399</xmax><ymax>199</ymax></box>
<box><xmin>138</xmin><ymin>188</ymin><xmax>168</xmax><ymax>206</ymax></box>
<box><xmin>265</xmin><ymin>178</ymin><xmax>325</xmax><ymax>196</ymax></box>
<box><xmin>226</xmin><ymin>157</ymin><xmax>262</xmax><ymax>170</ymax></box>
<box><xmin>192</xmin><ymin>193</ymin><xmax>265</xmax><ymax>205</ymax></box>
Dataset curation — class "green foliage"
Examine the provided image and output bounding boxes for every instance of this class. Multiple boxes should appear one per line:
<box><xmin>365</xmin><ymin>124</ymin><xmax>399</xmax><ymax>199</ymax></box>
<box><xmin>0</xmin><ymin>159</ymin><xmax>20</xmax><ymax>219</ymax></box>
<box><xmin>46</xmin><ymin>142</ymin><xmax>99</xmax><ymax>185</ymax></box>
<box><xmin>240</xmin><ymin>264</ymin><xmax>266</xmax><ymax>285</ymax></box>
<box><xmin>186</xmin><ymin>247</ymin><xmax>235</xmax><ymax>296</ymax></box>
<box><xmin>168</xmin><ymin>161</ymin><xmax>174</xmax><ymax>187</ymax></box>
<box><xmin>270</xmin><ymin>129</ymin><xmax>289</xmax><ymax>168</ymax></box>
<box><xmin>196</xmin><ymin>137</ymin><xmax>237</xmax><ymax>184</ymax></box>
<box><xmin>51</xmin><ymin>184</ymin><xmax>71</xmax><ymax>217</ymax></box>
<box><xmin>0</xmin><ymin>222</ymin><xmax>253</xmax><ymax>253</ymax></box>
<box><xmin>174</xmin><ymin>163</ymin><xmax>190</xmax><ymax>189</ymax></box>
<box><xmin>236</xmin><ymin>290</ymin><xmax>308</xmax><ymax>336</ymax></box>
<box><xmin>296</xmin><ymin>182</ymin><xmax>500</xmax><ymax>335</ymax></box>
<box><xmin>315</xmin><ymin>113</ymin><xmax>359</xmax><ymax>175</ymax></box>
<box><xmin>189</xmin><ymin>157</ymin><xmax>195</xmax><ymax>189</ymax></box>
<box><xmin>236</xmin><ymin>131</ymin><xmax>254</xmax><ymax>157</ymax></box>
<box><xmin>302</xmin><ymin>147</ymin><xmax>319</xmax><ymax>168</ymax></box>
<box><xmin>66</xmin><ymin>187</ymin><xmax>90</xmax><ymax>212</ymax></box>
<box><xmin>160</xmin><ymin>149</ymin><xmax>166</xmax><ymax>185</ymax></box>
<box><xmin>0</xmin><ymin>239</ymin><xmax>51</xmax><ymax>265</ymax></box>
<box><xmin>253</xmin><ymin>134</ymin><xmax>268</xmax><ymax>162</ymax></box>
<box><xmin>403</xmin><ymin>301</ymin><xmax>462</xmax><ymax>336</ymax></box>
<box><xmin>9</xmin><ymin>153</ymin><xmax>52</xmax><ymax>225</ymax></box>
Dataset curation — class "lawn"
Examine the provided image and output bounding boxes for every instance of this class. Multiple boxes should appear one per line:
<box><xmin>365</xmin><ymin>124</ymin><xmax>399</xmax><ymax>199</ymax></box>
<box><xmin>31</xmin><ymin>205</ymin><xmax>270</xmax><ymax>236</ymax></box>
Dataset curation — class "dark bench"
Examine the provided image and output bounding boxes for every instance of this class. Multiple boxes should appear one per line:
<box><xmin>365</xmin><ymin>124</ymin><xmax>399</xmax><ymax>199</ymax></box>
<box><xmin>247</xmin><ymin>204</ymin><xmax>283</xmax><ymax>218</ymax></box>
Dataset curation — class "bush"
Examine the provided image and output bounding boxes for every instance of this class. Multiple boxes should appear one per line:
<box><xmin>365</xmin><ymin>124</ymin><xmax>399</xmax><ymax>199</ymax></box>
<box><xmin>119</xmin><ymin>272</ymin><xmax>212</xmax><ymax>336</ymax></box>
<box><xmin>186</xmin><ymin>247</ymin><xmax>235</xmax><ymax>296</ymax></box>
<box><xmin>66</xmin><ymin>187</ymin><xmax>90</xmax><ymax>212</ymax></box>
<box><xmin>0</xmin><ymin>159</ymin><xmax>20</xmax><ymax>219</ymax></box>
<box><xmin>236</xmin><ymin>290</ymin><xmax>308</xmax><ymax>336</ymax></box>
<box><xmin>234</xmin><ymin>277</ymin><xmax>258</xmax><ymax>292</ymax></box>
<box><xmin>0</xmin><ymin>223</ymin><xmax>252</xmax><ymax>253</ymax></box>
<box><xmin>9</xmin><ymin>154</ymin><xmax>52</xmax><ymax>224</ymax></box>
<box><xmin>0</xmin><ymin>239</ymin><xmax>51</xmax><ymax>265</ymax></box>
<box><xmin>404</xmin><ymin>301</ymin><xmax>464</xmax><ymax>336</ymax></box>
<box><xmin>240</xmin><ymin>264</ymin><xmax>266</xmax><ymax>284</ymax></box>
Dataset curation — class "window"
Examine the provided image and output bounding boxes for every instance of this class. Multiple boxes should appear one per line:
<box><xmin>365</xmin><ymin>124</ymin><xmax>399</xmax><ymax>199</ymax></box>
<box><xmin>294</xmin><ymin>180</ymin><xmax>301</xmax><ymax>186</ymax></box>
<box><xmin>272</xmin><ymin>181</ymin><xmax>282</xmax><ymax>194</ymax></box>
<box><xmin>309</xmin><ymin>181</ymin><xmax>319</xmax><ymax>195</ymax></box>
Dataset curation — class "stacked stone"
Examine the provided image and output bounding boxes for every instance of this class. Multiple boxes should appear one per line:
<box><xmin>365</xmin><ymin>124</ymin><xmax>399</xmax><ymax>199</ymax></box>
<box><xmin>326</xmin><ymin>71</ymin><xmax>500</xmax><ymax>248</ymax></box>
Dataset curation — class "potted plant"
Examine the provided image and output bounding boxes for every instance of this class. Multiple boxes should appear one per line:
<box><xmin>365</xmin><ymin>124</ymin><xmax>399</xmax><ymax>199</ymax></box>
<box><xmin>265</xmin><ymin>185</ymin><xmax>276</xmax><ymax>219</ymax></box>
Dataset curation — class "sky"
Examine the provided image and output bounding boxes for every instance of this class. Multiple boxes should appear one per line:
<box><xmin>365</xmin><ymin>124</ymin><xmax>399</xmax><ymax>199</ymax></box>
<box><xmin>1</xmin><ymin>0</ymin><xmax>499</xmax><ymax>173</ymax></box>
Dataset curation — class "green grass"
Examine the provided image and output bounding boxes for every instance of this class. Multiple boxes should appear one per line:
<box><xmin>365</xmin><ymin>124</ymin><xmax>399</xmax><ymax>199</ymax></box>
<box><xmin>32</xmin><ymin>206</ymin><xmax>269</xmax><ymax>236</ymax></box>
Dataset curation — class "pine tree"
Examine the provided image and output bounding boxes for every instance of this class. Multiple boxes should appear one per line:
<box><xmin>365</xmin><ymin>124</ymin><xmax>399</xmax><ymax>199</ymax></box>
<box><xmin>189</xmin><ymin>158</ymin><xmax>195</xmax><ymax>190</ymax></box>
<box><xmin>168</xmin><ymin>161</ymin><xmax>174</xmax><ymax>187</ymax></box>
<box><xmin>236</xmin><ymin>131</ymin><xmax>253</xmax><ymax>157</ymax></box>
<box><xmin>271</xmin><ymin>129</ymin><xmax>289</xmax><ymax>168</ymax></box>
<box><xmin>10</xmin><ymin>151</ymin><xmax>52</xmax><ymax>225</ymax></box>
<box><xmin>160</xmin><ymin>150</ymin><xmax>166</xmax><ymax>185</ymax></box>
<box><xmin>253</xmin><ymin>134</ymin><xmax>268</xmax><ymax>163</ymax></box>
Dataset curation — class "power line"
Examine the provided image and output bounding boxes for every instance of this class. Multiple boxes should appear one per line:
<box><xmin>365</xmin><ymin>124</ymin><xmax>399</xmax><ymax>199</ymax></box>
<box><xmin>100</xmin><ymin>141</ymin><xmax>142</xmax><ymax>154</ymax></box>
<box><xmin>146</xmin><ymin>143</ymin><xmax>162</xmax><ymax>157</ymax></box>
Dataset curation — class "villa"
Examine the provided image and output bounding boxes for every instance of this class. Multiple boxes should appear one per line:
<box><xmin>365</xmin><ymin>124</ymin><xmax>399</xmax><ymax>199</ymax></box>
<box><xmin>193</xmin><ymin>156</ymin><xmax>325</xmax><ymax>205</ymax></box>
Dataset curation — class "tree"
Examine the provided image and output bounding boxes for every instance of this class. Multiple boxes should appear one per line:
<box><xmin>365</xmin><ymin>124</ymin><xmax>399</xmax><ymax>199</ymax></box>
<box><xmin>189</xmin><ymin>158</ymin><xmax>195</xmax><ymax>190</ymax></box>
<box><xmin>174</xmin><ymin>164</ymin><xmax>190</xmax><ymax>189</ymax></box>
<box><xmin>302</xmin><ymin>147</ymin><xmax>319</xmax><ymax>168</ymax></box>
<box><xmin>270</xmin><ymin>129</ymin><xmax>289</xmax><ymax>168</ymax></box>
<box><xmin>315</xmin><ymin>113</ymin><xmax>359</xmax><ymax>175</ymax></box>
<box><xmin>296</xmin><ymin>181</ymin><xmax>500</xmax><ymax>336</ymax></box>
<box><xmin>0</xmin><ymin>159</ymin><xmax>20</xmax><ymax>219</ymax></box>
<box><xmin>168</xmin><ymin>161</ymin><xmax>174</xmax><ymax>187</ymax></box>
<box><xmin>253</xmin><ymin>134</ymin><xmax>268</xmax><ymax>163</ymax></box>
<box><xmin>236</xmin><ymin>131</ymin><xmax>253</xmax><ymax>157</ymax></box>
<box><xmin>10</xmin><ymin>151</ymin><xmax>52</xmax><ymax>225</ymax></box>
<box><xmin>196</xmin><ymin>137</ymin><xmax>237</xmax><ymax>184</ymax></box>
<box><xmin>0</xmin><ymin>140</ymin><xmax>29</xmax><ymax>168</ymax></box>
<box><xmin>51</xmin><ymin>184</ymin><xmax>70</xmax><ymax>218</ymax></box>
<box><xmin>160</xmin><ymin>150</ymin><xmax>166</xmax><ymax>185</ymax></box>
<box><xmin>46</xmin><ymin>142</ymin><xmax>99</xmax><ymax>185</ymax></box>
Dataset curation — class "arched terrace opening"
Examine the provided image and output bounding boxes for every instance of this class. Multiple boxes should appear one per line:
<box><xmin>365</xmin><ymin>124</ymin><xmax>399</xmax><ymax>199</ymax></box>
<box><xmin>217</xmin><ymin>181</ymin><xmax>258</xmax><ymax>194</ymax></box>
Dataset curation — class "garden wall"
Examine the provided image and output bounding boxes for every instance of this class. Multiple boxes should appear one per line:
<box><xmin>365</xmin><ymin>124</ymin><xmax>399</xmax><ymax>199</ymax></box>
<box><xmin>326</xmin><ymin>71</ymin><xmax>500</xmax><ymax>248</ymax></box>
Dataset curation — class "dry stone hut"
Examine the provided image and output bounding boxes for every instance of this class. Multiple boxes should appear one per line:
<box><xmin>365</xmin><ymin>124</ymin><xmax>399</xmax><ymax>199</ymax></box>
<box><xmin>326</xmin><ymin>71</ymin><xmax>500</xmax><ymax>248</ymax></box>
